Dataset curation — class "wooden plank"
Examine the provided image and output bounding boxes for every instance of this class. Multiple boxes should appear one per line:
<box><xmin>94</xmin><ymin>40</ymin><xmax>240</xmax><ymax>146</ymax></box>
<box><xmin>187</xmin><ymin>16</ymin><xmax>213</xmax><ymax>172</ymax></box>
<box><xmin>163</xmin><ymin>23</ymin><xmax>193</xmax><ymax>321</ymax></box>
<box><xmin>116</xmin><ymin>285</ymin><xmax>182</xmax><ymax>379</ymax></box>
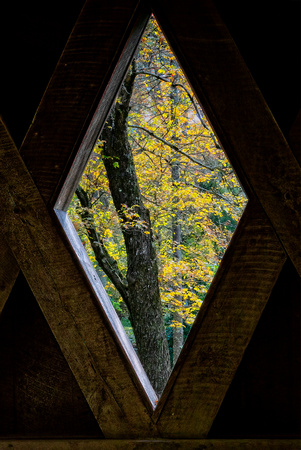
<box><xmin>151</xmin><ymin>0</ymin><xmax>301</xmax><ymax>275</ymax></box>
<box><xmin>0</xmin><ymin>240</ymin><xmax>19</xmax><ymax>314</ymax></box>
<box><xmin>0</xmin><ymin>0</ymin><xmax>297</xmax><ymax>440</ymax></box>
<box><xmin>19</xmin><ymin>0</ymin><xmax>146</xmax><ymax>207</ymax></box>
<box><xmin>54</xmin><ymin>208</ymin><xmax>157</xmax><ymax>409</ymax></box>
<box><xmin>0</xmin><ymin>0</ymin><xmax>85</xmax><ymax>326</ymax></box>
<box><xmin>0</xmin><ymin>439</ymin><xmax>299</xmax><ymax>449</ymax></box>
<box><xmin>56</xmin><ymin>4</ymin><xmax>150</xmax><ymax>211</ymax></box>
<box><xmin>208</xmin><ymin>258</ymin><xmax>301</xmax><ymax>438</ymax></box>
<box><xmin>154</xmin><ymin>201</ymin><xmax>286</xmax><ymax>437</ymax></box>
<box><xmin>0</xmin><ymin>119</ymin><xmax>158</xmax><ymax>437</ymax></box>
<box><xmin>0</xmin><ymin>0</ymin><xmax>148</xmax><ymax>350</ymax></box>
<box><xmin>0</xmin><ymin>0</ymin><xmax>155</xmax><ymax>434</ymax></box>
<box><xmin>0</xmin><ymin>272</ymin><xmax>103</xmax><ymax>437</ymax></box>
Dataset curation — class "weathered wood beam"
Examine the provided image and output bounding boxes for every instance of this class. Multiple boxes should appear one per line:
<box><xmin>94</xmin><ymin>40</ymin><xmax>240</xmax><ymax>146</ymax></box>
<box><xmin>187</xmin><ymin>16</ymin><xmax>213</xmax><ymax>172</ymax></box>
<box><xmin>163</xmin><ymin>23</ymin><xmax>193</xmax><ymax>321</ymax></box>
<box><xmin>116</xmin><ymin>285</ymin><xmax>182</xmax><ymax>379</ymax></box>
<box><xmin>19</xmin><ymin>0</ymin><xmax>147</xmax><ymax>208</ymax></box>
<box><xmin>0</xmin><ymin>118</ymin><xmax>157</xmax><ymax>438</ymax></box>
<box><xmin>154</xmin><ymin>201</ymin><xmax>286</xmax><ymax>437</ymax></box>
<box><xmin>289</xmin><ymin>109</ymin><xmax>301</xmax><ymax>165</ymax></box>
<box><xmin>0</xmin><ymin>439</ymin><xmax>299</xmax><ymax>449</ymax></box>
<box><xmin>0</xmin><ymin>240</ymin><xmax>19</xmax><ymax>314</ymax></box>
<box><xmin>0</xmin><ymin>0</ymin><xmax>148</xmax><ymax>332</ymax></box>
<box><xmin>0</xmin><ymin>0</ymin><xmax>154</xmax><ymax>431</ymax></box>
<box><xmin>0</xmin><ymin>0</ymin><xmax>298</xmax><ymax>440</ymax></box>
<box><xmin>152</xmin><ymin>0</ymin><xmax>301</xmax><ymax>275</ymax></box>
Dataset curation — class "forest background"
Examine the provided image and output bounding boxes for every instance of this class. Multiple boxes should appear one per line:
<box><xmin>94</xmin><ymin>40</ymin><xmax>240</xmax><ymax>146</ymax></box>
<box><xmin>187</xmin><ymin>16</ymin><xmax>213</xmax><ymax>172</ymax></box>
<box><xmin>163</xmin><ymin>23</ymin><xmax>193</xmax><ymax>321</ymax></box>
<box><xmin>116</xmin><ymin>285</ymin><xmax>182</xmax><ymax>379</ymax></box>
<box><xmin>68</xmin><ymin>16</ymin><xmax>247</xmax><ymax>395</ymax></box>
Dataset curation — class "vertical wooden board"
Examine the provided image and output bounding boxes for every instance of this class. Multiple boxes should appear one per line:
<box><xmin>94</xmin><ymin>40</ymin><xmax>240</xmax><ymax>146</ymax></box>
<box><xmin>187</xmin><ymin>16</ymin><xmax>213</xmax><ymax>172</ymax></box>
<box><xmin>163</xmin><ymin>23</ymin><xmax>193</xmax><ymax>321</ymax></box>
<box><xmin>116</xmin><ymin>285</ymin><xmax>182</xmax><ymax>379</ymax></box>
<box><xmin>151</xmin><ymin>0</ymin><xmax>301</xmax><ymax>274</ymax></box>
<box><xmin>154</xmin><ymin>202</ymin><xmax>286</xmax><ymax>437</ymax></box>
<box><xmin>19</xmin><ymin>0</ymin><xmax>143</xmax><ymax>206</ymax></box>
<box><xmin>0</xmin><ymin>273</ymin><xmax>103</xmax><ymax>437</ymax></box>
<box><xmin>0</xmin><ymin>119</ymin><xmax>157</xmax><ymax>438</ymax></box>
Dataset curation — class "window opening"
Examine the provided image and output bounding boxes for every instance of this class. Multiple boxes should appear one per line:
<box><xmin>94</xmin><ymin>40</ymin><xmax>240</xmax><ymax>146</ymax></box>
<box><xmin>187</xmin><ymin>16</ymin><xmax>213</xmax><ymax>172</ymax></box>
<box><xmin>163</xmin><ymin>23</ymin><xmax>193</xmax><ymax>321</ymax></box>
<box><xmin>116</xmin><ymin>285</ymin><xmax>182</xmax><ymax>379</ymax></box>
<box><xmin>62</xmin><ymin>15</ymin><xmax>247</xmax><ymax>396</ymax></box>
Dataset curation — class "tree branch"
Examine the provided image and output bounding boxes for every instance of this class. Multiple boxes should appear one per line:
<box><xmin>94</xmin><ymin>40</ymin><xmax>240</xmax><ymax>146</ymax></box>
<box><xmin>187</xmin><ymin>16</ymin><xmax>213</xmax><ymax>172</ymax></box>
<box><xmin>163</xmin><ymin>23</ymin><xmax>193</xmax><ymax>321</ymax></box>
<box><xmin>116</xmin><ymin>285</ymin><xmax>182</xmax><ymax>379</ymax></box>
<box><xmin>75</xmin><ymin>186</ymin><xmax>130</xmax><ymax>308</ymax></box>
<box><xmin>172</xmin><ymin>82</ymin><xmax>222</xmax><ymax>149</ymax></box>
<box><xmin>135</xmin><ymin>69</ymin><xmax>222</xmax><ymax>150</ymax></box>
<box><xmin>183</xmin><ymin>181</ymin><xmax>235</xmax><ymax>205</ymax></box>
<box><xmin>136</xmin><ymin>70</ymin><xmax>170</xmax><ymax>84</ymax></box>
<box><xmin>129</xmin><ymin>124</ymin><xmax>216</xmax><ymax>170</ymax></box>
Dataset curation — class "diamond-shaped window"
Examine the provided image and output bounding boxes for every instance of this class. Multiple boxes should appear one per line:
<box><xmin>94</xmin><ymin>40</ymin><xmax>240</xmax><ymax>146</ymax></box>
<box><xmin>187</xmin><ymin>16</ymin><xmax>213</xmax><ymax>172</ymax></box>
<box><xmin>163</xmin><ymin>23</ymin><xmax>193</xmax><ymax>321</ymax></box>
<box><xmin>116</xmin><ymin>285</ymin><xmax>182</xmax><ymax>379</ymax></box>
<box><xmin>56</xmin><ymin>15</ymin><xmax>247</xmax><ymax>396</ymax></box>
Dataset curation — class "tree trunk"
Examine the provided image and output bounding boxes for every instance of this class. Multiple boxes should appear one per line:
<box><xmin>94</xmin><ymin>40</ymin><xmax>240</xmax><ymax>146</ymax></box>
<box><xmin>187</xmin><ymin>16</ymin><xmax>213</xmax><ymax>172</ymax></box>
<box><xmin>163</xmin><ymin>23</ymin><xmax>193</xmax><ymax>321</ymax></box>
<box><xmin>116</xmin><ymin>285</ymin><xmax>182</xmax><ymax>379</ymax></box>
<box><xmin>170</xmin><ymin>82</ymin><xmax>184</xmax><ymax>364</ymax></box>
<box><xmin>100</xmin><ymin>70</ymin><xmax>171</xmax><ymax>395</ymax></box>
<box><xmin>171</xmin><ymin>162</ymin><xmax>184</xmax><ymax>364</ymax></box>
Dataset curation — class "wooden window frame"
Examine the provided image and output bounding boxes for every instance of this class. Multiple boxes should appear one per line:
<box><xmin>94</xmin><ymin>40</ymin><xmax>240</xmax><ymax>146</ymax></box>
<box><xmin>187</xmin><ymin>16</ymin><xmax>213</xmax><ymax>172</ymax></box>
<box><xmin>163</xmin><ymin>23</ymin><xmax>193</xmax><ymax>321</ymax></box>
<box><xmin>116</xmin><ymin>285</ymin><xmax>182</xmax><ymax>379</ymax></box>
<box><xmin>0</xmin><ymin>0</ymin><xmax>299</xmax><ymax>440</ymax></box>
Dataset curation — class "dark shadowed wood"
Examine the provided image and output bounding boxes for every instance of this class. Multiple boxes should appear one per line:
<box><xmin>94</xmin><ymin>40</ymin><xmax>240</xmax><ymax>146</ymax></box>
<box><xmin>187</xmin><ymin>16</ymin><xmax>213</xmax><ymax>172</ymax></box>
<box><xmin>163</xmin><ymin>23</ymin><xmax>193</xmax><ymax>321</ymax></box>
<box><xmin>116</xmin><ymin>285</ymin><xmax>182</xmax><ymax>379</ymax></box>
<box><xmin>154</xmin><ymin>201</ymin><xmax>286</xmax><ymax>437</ymax></box>
<box><xmin>0</xmin><ymin>439</ymin><xmax>299</xmax><ymax>449</ymax></box>
<box><xmin>0</xmin><ymin>0</ymin><xmax>299</xmax><ymax>441</ymax></box>
<box><xmin>0</xmin><ymin>0</ymin><xmax>149</xmax><ymax>335</ymax></box>
<box><xmin>0</xmin><ymin>1</ymin><xmax>85</xmax><ymax>148</ymax></box>
<box><xmin>0</xmin><ymin>0</ymin><xmax>148</xmax><ymax>357</ymax></box>
<box><xmin>0</xmin><ymin>273</ymin><xmax>103</xmax><ymax>437</ymax></box>
<box><xmin>56</xmin><ymin>6</ymin><xmax>150</xmax><ymax>212</ymax></box>
<box><xmin>0</xmin><ymin>241</ymin><xmax>19</xmax><ymax>314</ymax></box>
<box><xmin>0</xmin><ymin>0</ymin><xmax>156</xmax><ymax>435</ymax></box>
<box><xmin>55</xmin><ymin>209</ymin><xmax>158</xmax><ymax>407</ymax></box>
<box><xmin>19</xmin><ymin>0</ymin><xmax>144</xmax><ymax>207</ymax></box>
<box><xmin>213</xmin><ymin>1</ymin><xmax>300</xmax><ymax>138</ymax></box>
<box><xmin>151</xmin><ymin>0</ymin><xmax>301</xmax><ymax>275</ymax></box>
<box><xmin>0</xmin><ymin>119</ymin><xmax>158</xmax><ymax>437</ymax></box>
<box><xmin>289</xmin><ymin>109</ymin><xmax>301</xmax><ymax>165</ymax></box>
<box><xmin>209</xmin><ymin>259</ymin><xmax>300</xmax><ymax>438</ymax></box>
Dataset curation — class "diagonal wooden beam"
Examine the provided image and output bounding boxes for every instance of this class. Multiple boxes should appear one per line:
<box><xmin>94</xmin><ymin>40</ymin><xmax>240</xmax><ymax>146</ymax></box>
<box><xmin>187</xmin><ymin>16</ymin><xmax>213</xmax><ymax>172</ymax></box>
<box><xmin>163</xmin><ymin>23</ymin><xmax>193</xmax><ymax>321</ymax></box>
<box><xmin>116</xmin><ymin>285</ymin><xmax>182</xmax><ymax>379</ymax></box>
<box><xmin>0</xmin><ymin>118</ymin><xmax>158</xmax><ymax>438</ymax></box>
<box><xmin>19</xmin><ymin>0</ymin><xmax>147</xmax><ymax>208</ymax></box>
<box><xmin>0</xmin><ymin>240</ymin><xmax>19</xmax><ymax>314</ymax></box>
<box><xmin>0</xmin><ymin>0</ymin><xmax>297</xmax><ymax>439</ymax></box>
<box><xmin>0</xmin><ymin>1</ymin><xmax>158</xmax><ymax>436</ymax></box>
<box><xmin>152</xmin><ymin>0</ymin><xmax>301</xmax><ymax>275</ymax></box>
<box><xmin>149</xmin><ymin>0</ymin><xmax>293</xmax><ymax>435</ymax></box>
<box><xmin>0</xmin><ymin>0</ymin><xmax>148</xmax><ymax>333</ymax></box>
<box><xmin>154</xmin><ymin>200</ymin><xmax>286</xmax><ymax>437</ymax></box>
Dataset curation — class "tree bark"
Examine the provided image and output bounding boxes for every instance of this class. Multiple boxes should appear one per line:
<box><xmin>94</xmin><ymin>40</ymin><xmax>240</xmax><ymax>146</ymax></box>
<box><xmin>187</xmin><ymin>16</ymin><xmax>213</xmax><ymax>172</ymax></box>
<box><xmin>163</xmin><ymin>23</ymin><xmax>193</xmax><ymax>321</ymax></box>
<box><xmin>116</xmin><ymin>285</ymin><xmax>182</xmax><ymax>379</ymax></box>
<box><xmin>171</xmin><ymin>162</ymin><xmax>184</xmax><ymax>364</ymax></box>
<box><xmin>170</xmin><ymin>82</ymin><xmax>184</xmax><ymax>364</ymax></box>
<box><xmin>99</xmin><ymin>69</ymin><xmax>171</xmax><ymax>395</ymax></box>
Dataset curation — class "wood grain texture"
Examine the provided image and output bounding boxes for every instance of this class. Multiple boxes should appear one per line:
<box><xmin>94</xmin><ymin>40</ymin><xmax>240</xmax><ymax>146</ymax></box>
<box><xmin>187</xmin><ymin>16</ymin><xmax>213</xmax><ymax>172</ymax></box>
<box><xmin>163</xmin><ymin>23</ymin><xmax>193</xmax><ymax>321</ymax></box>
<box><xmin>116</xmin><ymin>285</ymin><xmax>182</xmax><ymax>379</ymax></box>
<box><xmin>55</xmin><ymin>209</ymin><xmax>157</xmax><ymax>407</ymax></box>
<box><xmin>289</xmin><ymin>109</ymin><xmax>301</xmax><ymax>165</ymax></box>
<box><xmin>0</xmin><ymin>439</ymin><xmax>299</xmax><ymax>449</ymax></box>
<box><xmin>0</xmin><ymin>0</ymin><xmax>298</xmax><ymax>440</ymax></box>
<box><xmin>56</xmin><ymin>5</ymin><xmax>150</xmax><ymax>211</ymax></box>
<box><xmin>0</xmin><ymin>273</ymin><xmax>103</xmax><ymax>437</ymax></box>
<box><xmin>151</xmin><ymin>0</ymin><xmax>301</xmax><ymax>275</ymax></box>
<box><xmin>0</xmin><ymin>0</ymin><xmax>148</xmax><ymax>321</ymax></box>
<box><xmin>19</xmin><ymin>0</ymin><xmax>144</xmax><ymax>207</ymax></box>
<box><xmin>154</xmin><ymin>201</ymin><xmax>286</xmax><ymax>437</ymax></box>
<box><xmin>0</xmin><ymin>119</ymin><xmax>157</xmax><ymax>438</ymax></box>
<box><xmin>208</xmin><ymin>259</ymin><xmax>301</xmax><ymax>438</ymax></box>
<box><xmin>0</xmin><ymin>240</ymin><xmax>19</xmax><ymax>314</ymax></box>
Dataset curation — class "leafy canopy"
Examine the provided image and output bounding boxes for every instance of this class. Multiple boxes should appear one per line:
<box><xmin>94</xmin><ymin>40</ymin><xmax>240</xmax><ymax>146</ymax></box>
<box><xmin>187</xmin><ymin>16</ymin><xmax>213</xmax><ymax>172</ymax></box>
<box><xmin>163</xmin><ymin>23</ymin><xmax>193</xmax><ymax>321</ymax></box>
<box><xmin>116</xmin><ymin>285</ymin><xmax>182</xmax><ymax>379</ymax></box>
<box><xmin>68</xmin><ymin>15</ymin><xmax>247</xmax><ymax>353</ymax></box>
